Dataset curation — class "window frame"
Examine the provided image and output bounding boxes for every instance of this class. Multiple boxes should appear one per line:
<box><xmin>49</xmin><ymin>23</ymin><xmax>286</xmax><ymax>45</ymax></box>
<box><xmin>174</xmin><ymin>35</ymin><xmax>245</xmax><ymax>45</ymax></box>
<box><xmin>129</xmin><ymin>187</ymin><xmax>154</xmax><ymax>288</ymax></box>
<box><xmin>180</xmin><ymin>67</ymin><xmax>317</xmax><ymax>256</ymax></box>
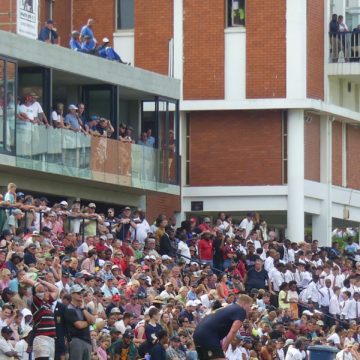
<box><xmin>226</xmin><ymin>0</ymin><xmax>246</xmax><ymax>28</ymax></box>
<box><xmin>116</xmin><ymin>0</ymin><xmax>134</xmax><ymax>31</ymax></box>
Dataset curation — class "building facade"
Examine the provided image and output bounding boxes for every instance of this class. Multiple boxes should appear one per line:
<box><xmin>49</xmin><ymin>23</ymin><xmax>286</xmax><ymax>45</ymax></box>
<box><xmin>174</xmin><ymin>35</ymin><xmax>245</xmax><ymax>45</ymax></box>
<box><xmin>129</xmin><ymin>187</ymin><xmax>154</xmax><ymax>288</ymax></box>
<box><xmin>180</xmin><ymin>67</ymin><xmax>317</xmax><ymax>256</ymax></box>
<box><xmin>1</xmin><ymin>0</ymin><xmax>360</xmax><ymax>244</ymax></box>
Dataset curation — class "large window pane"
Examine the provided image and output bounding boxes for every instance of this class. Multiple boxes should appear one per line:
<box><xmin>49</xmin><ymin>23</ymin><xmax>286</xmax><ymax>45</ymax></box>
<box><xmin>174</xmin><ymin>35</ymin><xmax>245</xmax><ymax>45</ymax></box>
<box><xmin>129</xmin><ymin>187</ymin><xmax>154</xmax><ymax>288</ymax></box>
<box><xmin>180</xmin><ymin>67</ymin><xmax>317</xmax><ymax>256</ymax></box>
<box><xmin>117</xmin><ymin>0</ymin><xmax>134</xmax><ymax>30</ymax></box>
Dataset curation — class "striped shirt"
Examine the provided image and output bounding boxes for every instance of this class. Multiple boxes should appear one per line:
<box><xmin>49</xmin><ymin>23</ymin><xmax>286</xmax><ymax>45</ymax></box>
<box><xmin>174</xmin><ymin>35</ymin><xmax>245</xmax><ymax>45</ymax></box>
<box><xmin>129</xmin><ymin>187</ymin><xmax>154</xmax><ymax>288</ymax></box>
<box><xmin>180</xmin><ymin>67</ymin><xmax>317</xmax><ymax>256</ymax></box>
<box><xmin>31</xmin><ymin>295</ymin><xmax>56</xmax><ymax>338</ymax></box>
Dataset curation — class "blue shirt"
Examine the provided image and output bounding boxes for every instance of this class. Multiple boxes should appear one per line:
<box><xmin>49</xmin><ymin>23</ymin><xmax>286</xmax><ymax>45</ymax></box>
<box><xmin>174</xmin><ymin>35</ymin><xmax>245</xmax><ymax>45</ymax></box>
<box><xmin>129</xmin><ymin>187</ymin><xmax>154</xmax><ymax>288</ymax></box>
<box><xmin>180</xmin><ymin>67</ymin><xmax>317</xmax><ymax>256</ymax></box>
<box><xmin>80</xmin><ymin>25</ymin><xmax>96</xmax><ymax>49</ymax></box>
<box><xmin>64</xmin><ymin>113</ymin><xmax>80</xmax><ymax>130</ymax></box>
<box><xmin>69</xmin><ymin>38</ymin><xmax>82</xmax><ymax>51</ymax></box>
<box><xmin>38</xmin><ymin>27</ymin><xmax>58</xmax><ymax>43</ymax></box>
<box><xmin>81</xmin><ymin>41</ymin><xmax>94</xmax><ymax>53</ymax></box>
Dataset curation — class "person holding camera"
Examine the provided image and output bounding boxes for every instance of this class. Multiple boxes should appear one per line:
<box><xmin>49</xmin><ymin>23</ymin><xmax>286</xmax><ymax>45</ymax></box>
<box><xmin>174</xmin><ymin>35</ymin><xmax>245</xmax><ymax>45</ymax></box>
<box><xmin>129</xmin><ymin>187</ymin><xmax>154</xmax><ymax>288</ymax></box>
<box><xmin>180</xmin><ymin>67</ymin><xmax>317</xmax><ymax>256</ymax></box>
<box><xmin>115</xmin><ymin>206</ymin><xmax>137</xmax><ymax>241</ymax></box>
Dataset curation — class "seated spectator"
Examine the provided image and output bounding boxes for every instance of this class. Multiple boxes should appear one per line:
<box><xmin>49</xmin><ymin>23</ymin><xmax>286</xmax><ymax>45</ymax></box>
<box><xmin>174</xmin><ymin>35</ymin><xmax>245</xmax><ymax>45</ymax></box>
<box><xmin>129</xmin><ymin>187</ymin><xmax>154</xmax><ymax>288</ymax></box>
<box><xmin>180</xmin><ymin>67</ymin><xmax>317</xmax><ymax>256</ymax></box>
<box><xmin>80</xmin><ymin>19</ymin><xmax>97</xmax><ymax>50</ymax></box>
<box><xmin>38</xmin><ymin>19</ymin><xmax>58</xmax><ymax>44</ymax></box>
<box><xmin>98</xmin><ymin>38</ymin><xmax>130</xmax><ymax>64</ymax></box>
<box><xmin>69</xmin><ymin>30</ymin><xmax>82</xmax><ymax>51</ymax></box>
<box><xmin>81</xmin><ymin>35</ymin><xmax>96</xmax><ymax>54</ymax></box>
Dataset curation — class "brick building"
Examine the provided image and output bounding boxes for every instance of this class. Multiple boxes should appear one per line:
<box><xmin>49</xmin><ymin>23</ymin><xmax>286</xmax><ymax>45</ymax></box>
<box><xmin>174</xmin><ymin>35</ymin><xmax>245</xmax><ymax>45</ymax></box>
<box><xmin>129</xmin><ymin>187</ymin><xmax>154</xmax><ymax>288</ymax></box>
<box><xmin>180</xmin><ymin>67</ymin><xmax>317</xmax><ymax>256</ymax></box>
<box><xmin>1</xmin><ymin>0</ymin><xmax>360</xmax><ymax>244</ymax></box>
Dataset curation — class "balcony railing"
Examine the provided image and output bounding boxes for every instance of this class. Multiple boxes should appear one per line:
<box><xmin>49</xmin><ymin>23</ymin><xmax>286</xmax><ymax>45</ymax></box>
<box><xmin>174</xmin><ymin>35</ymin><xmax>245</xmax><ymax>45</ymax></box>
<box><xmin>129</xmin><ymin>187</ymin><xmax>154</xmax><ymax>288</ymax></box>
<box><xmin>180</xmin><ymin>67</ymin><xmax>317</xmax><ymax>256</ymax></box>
<box><xmin>329</xmin><ymin>31</ymin><xmax>360</xmax><ymax>62</ymax></box>
<box><xmin>14</xmin><ymin>123</ymin><xmax>180</xmax><ymax>194</ymax></box>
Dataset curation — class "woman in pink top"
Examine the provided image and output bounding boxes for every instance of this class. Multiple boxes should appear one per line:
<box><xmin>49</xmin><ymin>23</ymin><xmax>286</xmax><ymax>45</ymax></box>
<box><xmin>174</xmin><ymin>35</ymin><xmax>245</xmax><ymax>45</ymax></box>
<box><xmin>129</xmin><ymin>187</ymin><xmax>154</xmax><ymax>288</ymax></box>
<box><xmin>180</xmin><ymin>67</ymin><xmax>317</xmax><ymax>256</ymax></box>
<box><xmin>216</xmin><ymin>273</ymin><xmax>229</xmax><ymax>300</ymax></box>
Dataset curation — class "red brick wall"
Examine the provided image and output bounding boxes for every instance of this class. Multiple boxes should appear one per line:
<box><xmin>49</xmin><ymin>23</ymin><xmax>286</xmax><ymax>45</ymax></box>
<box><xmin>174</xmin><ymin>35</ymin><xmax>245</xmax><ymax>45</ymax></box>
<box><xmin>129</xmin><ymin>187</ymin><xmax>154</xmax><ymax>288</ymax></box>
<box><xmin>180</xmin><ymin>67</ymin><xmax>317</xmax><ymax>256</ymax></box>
<box><xmin>0</xmin><ymin>0</ymin><xmax>16</xmax><ymax>33</ymax></box>
<box><xmin>189</xmin><ymin>110</ymin><xmax>283</xmax><ymax>186</ymax></box>
<box><xmin>346</xmin><ymin>125</ymin><xmax>360</xmax><ymax>190</ymax></box>
<box><xmin>134</xmin><ymin>0</ymin><xmax>173</xmax><ymax>76</ymax></box>
<box><xmin>72</xmin><ymin>0</ymin><xmax>115</xmax><ymax>49</ymax></box>
<box><xmin>183</xmin><ymin>0</ymin><xmax>224</xmax><ymax>100</ymax></box>
<box><xmin>146</xmin><ymin>193</ymin><xmax>181</xmax><ymax>224</ymax></box>
<box><xmin>246</xmin><ymin>0</ymin><xmax>286</xmax><ymax>98</ymax></box>
<box><xmin>332</xmin><ymin>121</ymin><xmax>342</xmax><ymax>186</ymax></box>
<box><xmin>307</xmin><ymin>0</ymin><xmax>324</xmax><ymax>100</ymax></box>
<box><xmin>304</xmin><ymin>115</ymin><xmax>320</xmax><ymax>181</ymax></box>
<box><xmin>53</xmin><ymin>0</ymin><xmax>71</xmax><ymax>47</ymax></box>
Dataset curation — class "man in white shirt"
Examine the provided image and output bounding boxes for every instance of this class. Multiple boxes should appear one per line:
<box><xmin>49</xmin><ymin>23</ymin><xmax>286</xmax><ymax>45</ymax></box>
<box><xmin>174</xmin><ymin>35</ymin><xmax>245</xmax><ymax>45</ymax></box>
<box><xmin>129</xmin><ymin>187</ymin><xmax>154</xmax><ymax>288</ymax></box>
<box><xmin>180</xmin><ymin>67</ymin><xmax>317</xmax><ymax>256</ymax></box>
<box><xmin>29</xmin><ymin>92</ymin><xmax>50</xmax><ymax>126</ymax></box>
<box><xmin>0</xmin><ymin>326</ymin><xmax>18</xmax><ymax>358</ymax></box>
<box><xmin>326</xmin><ymin>266</ymin><xmax>345</xmax><ymax>289</ymax></box>
<box><xmin>305</xmin><ymin>275</ymin><xmax>322</xmax><ymax>306</ymax></box>
<box><xmin>239</xmin><ymin>212</ymin><xmax>254</xmax><ymax>239</ymax></box>
<box><xmin>319</xmin><ymin>279</ymin><xmax>334</xmax><ymax>321</ymax></box>
<box><xmin>225</xmin><ymin>337</ymin><xmax>243</xmax><ymax>360</ymax></box>
<box><xmin>285</xmin><ymin>340</ymin><xmax>303</xmax><ymax>360</ymax></box>
<box><xmin>347</xmin><ymin>292</ymin><xmax>360</xmax><ymax>321</ymax></box>
<box><xmin>340</xmin><ymin>291</ymin><xmax>352</xmax><ymax>320</ymax></box>
<box><xmin>76</xmin><ymin>236</ymin><xmax>94</xmax><ymax>260</ymax></box>
<box><xmin>329</xmin><ymin>287</ymin><xmax>341</xmax><ymax>319</ymax></box>
<box><xmin>264</xmin><ymin>249</ymin><xmax>277</xmax><ymax>273</ymax></box>
<box><xmin>269</xmin><ymin>263</ymin><xmax>286</xmax><ymax>292</ymax></box>
<box><xmin>177</xmin><ymin>235</ymin><xmax>191</xmax><ymax>264</ymax></box>
<box><xmin>335</xmin><ymin>344</ymin><xmax>355</xmax><ymax>360</ymax></box>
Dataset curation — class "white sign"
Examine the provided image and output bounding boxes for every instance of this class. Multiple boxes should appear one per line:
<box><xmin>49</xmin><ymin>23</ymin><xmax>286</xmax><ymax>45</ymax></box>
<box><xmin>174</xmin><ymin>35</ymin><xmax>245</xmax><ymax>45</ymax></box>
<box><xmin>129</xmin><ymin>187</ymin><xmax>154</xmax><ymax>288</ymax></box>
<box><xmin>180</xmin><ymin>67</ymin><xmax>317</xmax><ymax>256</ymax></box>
<box><xmin>16</xmin><ymin>0</ymin><xmax>38</xmax><ymax>39</ymax></box>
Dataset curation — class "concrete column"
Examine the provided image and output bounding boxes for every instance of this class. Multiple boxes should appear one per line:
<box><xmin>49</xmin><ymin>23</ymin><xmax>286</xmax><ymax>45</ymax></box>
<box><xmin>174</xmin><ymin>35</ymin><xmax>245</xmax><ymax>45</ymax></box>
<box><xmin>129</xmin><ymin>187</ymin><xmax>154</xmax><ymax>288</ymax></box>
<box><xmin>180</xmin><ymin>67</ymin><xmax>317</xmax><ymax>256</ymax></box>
<box><xmin>313</xmin><ymin>116</ymin><xmax>332</xmax><ymax>246</ymax></box>
<box><xmin>287</xmin><ymin>109</ymin><xmax>305</xmax><ymax>242</ymax></box>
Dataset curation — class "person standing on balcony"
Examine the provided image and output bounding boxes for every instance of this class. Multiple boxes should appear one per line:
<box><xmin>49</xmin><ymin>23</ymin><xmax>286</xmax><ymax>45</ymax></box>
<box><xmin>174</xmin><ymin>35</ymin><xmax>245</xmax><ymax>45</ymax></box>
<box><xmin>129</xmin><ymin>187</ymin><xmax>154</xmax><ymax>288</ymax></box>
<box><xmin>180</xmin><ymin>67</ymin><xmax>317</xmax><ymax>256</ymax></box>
<box><xmin>338</xmin><ymin>15</ymin><xmax>350</xmax><ymax>59</ymax></box>
<box><xmin>38</xmin><ymin>19</ymin><xmax>59</xmax><ymax>44</ymax></box>
<box><xmin>29</xmin><ymin>92</ymin><xmax>50</xmax><ymax>127</ymax></box>
<box><xmin>329</xmin><ymin>14</ymin><xmax>340</xmax><ymax>62</ymax></box>
<box><xmin>80</xmin><ymin>19</ymin><xmax>97</xmax><ymax>51</ymax></box>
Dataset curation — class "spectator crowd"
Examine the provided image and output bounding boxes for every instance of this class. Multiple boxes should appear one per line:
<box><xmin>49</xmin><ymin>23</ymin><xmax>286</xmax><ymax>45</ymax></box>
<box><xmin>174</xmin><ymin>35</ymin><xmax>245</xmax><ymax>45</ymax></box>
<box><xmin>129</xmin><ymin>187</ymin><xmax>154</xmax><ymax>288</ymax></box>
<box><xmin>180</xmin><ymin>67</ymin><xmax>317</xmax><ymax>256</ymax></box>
<box><xmin>38</xmin><ymin>18</ymin><xmax>130</xmax><ymax>64</ymax></box>
<box><xmin>0</xmin><ymin>183</ymin><xmax>359</xmax><ymax>359</ymax></box>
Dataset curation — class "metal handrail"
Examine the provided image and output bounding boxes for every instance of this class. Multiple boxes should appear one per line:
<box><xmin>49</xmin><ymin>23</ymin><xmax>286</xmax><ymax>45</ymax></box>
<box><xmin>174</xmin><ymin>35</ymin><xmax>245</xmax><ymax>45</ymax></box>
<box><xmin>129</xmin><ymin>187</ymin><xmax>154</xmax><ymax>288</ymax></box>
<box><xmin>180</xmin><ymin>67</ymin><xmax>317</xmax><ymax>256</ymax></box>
<box><xmin>328</xmin><ymin>30</ymin><xmax>360</xmax><ymax>62</ymax></box>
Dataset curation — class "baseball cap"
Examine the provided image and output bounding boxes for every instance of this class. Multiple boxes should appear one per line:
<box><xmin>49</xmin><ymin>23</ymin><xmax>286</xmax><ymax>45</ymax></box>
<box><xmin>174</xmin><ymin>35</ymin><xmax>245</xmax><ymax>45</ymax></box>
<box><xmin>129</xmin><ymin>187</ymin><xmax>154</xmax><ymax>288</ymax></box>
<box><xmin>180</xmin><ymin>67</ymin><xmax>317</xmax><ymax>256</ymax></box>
<box><xmin>68</xmin><ymin>104</ymin><xmax>78</xmax><ymax>110</ymax></box>
<box><xmin>110</xmin><ymin>307</ymin><xmax>121</xmax><ymax>314</ymax></box>
<box><xmin>186</xmin><ymin>300</ymin><xmax>195</xmax><ymax>307</ymax></box>
<box><xmin>102</xmin><ymin>37</ymin><xmax>110</xmax><ymax>42</ymax></box>
<box><xmin>88</xmin><ymin>202</ymin><xmax>96</xmax><ymax>208</ymax></box>
<box><xmin>1</xmin><ymin>326</ymin><xmax>13</xmax><ymax>335</ymax></box>
<box><xmin>123</xmin><ymin>206</ymin><xmax>131</xmax><ymax>211</ymax></box>
<box><xmin>110</xmin><ymin>327</ymin><xmax>121</xmax><ymax>334</ymax></box>
<box><xmin>60</xmin><ymin>201</ymin><xmax>68</xmax><ymax>207</ymax></box>
<box><xmin>123</xmin><ymin>329</ymin><xmax>134</xmax><ymax>339</ymax></box>
<box><xmin>112</xmin><ymin>294</ymin><xmax>121</xmax><ymax>301</ymax></box>
<box><xmin>161</xmin><ymin>255</ymin><xmax>172</xmax><ymax>261</ymax></box>
<box><xmin>104</xmin><ymin>274</ymin><xmax>114</xmax><ymax>281</ymax></box>
<box><xmin>12</xmin><ymin>209</ymin><xmax>23</xmax><ymax>215</ymax></box>
<box><xmin>46</xmin><ymin>19</ymin><xmax>54</xmax><ymax>24</ymax></box>
<box><xmin>70</xmin><ymin>284</ymin><xmax>85</xmax><ymax>294</ymax></box>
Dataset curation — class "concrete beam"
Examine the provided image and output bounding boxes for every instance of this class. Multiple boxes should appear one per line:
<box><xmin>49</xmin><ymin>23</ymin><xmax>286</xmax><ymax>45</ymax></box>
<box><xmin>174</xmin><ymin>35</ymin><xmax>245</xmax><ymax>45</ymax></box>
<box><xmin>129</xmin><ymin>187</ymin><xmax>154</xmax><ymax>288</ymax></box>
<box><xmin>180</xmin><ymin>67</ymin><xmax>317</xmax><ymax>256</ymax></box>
<box><xmin>0</xmin><ymin>30</ymin><xmax>180</xmax><ymax>100</ymax></box>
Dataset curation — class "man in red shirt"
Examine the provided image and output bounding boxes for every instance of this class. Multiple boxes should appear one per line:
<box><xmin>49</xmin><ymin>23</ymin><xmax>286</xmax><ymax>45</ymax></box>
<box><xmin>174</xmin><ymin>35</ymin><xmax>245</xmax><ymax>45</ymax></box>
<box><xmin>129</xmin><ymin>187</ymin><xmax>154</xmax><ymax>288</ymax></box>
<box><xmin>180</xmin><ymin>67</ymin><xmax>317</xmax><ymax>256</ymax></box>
<box><xmin>197</xmin><ymin>217</ymin><xmax>213</xmax><ymax>234</ymax></box>
<box><xmin>198</xmin><ymin>233</ymin><xmax>214</xmax><ymax>267</ymax></box>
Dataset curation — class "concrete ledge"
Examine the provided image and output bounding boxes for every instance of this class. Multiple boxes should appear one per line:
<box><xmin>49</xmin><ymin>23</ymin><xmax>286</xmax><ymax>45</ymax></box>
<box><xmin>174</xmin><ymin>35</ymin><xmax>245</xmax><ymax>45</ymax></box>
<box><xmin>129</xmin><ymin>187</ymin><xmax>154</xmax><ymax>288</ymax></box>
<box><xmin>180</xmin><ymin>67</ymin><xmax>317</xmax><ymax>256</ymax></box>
<box><xmin>0</xmin><ymin>30</ymin><xmax>180</xmax><ymax>100</ymax></box>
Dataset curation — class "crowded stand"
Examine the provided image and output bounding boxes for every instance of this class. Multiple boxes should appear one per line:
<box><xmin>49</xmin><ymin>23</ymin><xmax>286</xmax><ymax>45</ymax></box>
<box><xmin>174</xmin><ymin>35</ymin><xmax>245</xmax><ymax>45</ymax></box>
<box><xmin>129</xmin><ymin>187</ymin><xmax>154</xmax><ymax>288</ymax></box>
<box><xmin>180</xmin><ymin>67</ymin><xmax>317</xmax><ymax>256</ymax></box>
<box><xmin>0</xmin><ymin>182</ymin><xmax>359</xmax><ymax>360</ymax></box>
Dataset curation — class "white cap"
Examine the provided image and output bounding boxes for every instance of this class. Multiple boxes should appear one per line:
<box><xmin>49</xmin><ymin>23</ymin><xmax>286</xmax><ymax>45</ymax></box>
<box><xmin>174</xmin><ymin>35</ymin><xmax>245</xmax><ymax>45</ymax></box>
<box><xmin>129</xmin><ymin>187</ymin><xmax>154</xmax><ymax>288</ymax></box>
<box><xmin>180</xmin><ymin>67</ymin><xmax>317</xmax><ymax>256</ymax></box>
<box><xmin>161</xmin><ymin>255</ymin><xmax>172</xmax><ymax>261</ymax></box>
<box><xmin>149</xmin><ymin>255</ymin><xmax>156</xmax><ymax>260</ymax></box>
<box><xmin>60</xmin><ymin>201</ymin><xmax>68</xmax><ymax>206</ymax></box>
<box><xmin>186</xmin><ymin>300</ymin><xmax>195</xmax><ymax>307</ymax></box>
<box><xmin>102</xmin><ymin>37</ymin><xmax>110</xmax><ymax>42</ymax></box>
<box><xmin>68</xmin><ymin>104</ymin><xmax>78</xmax><ymax>110</ymax></box>
<box><xmin>303</xmin><ymin>310</ymin><xmax>313</xmax><ymax>316</ymax></box>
